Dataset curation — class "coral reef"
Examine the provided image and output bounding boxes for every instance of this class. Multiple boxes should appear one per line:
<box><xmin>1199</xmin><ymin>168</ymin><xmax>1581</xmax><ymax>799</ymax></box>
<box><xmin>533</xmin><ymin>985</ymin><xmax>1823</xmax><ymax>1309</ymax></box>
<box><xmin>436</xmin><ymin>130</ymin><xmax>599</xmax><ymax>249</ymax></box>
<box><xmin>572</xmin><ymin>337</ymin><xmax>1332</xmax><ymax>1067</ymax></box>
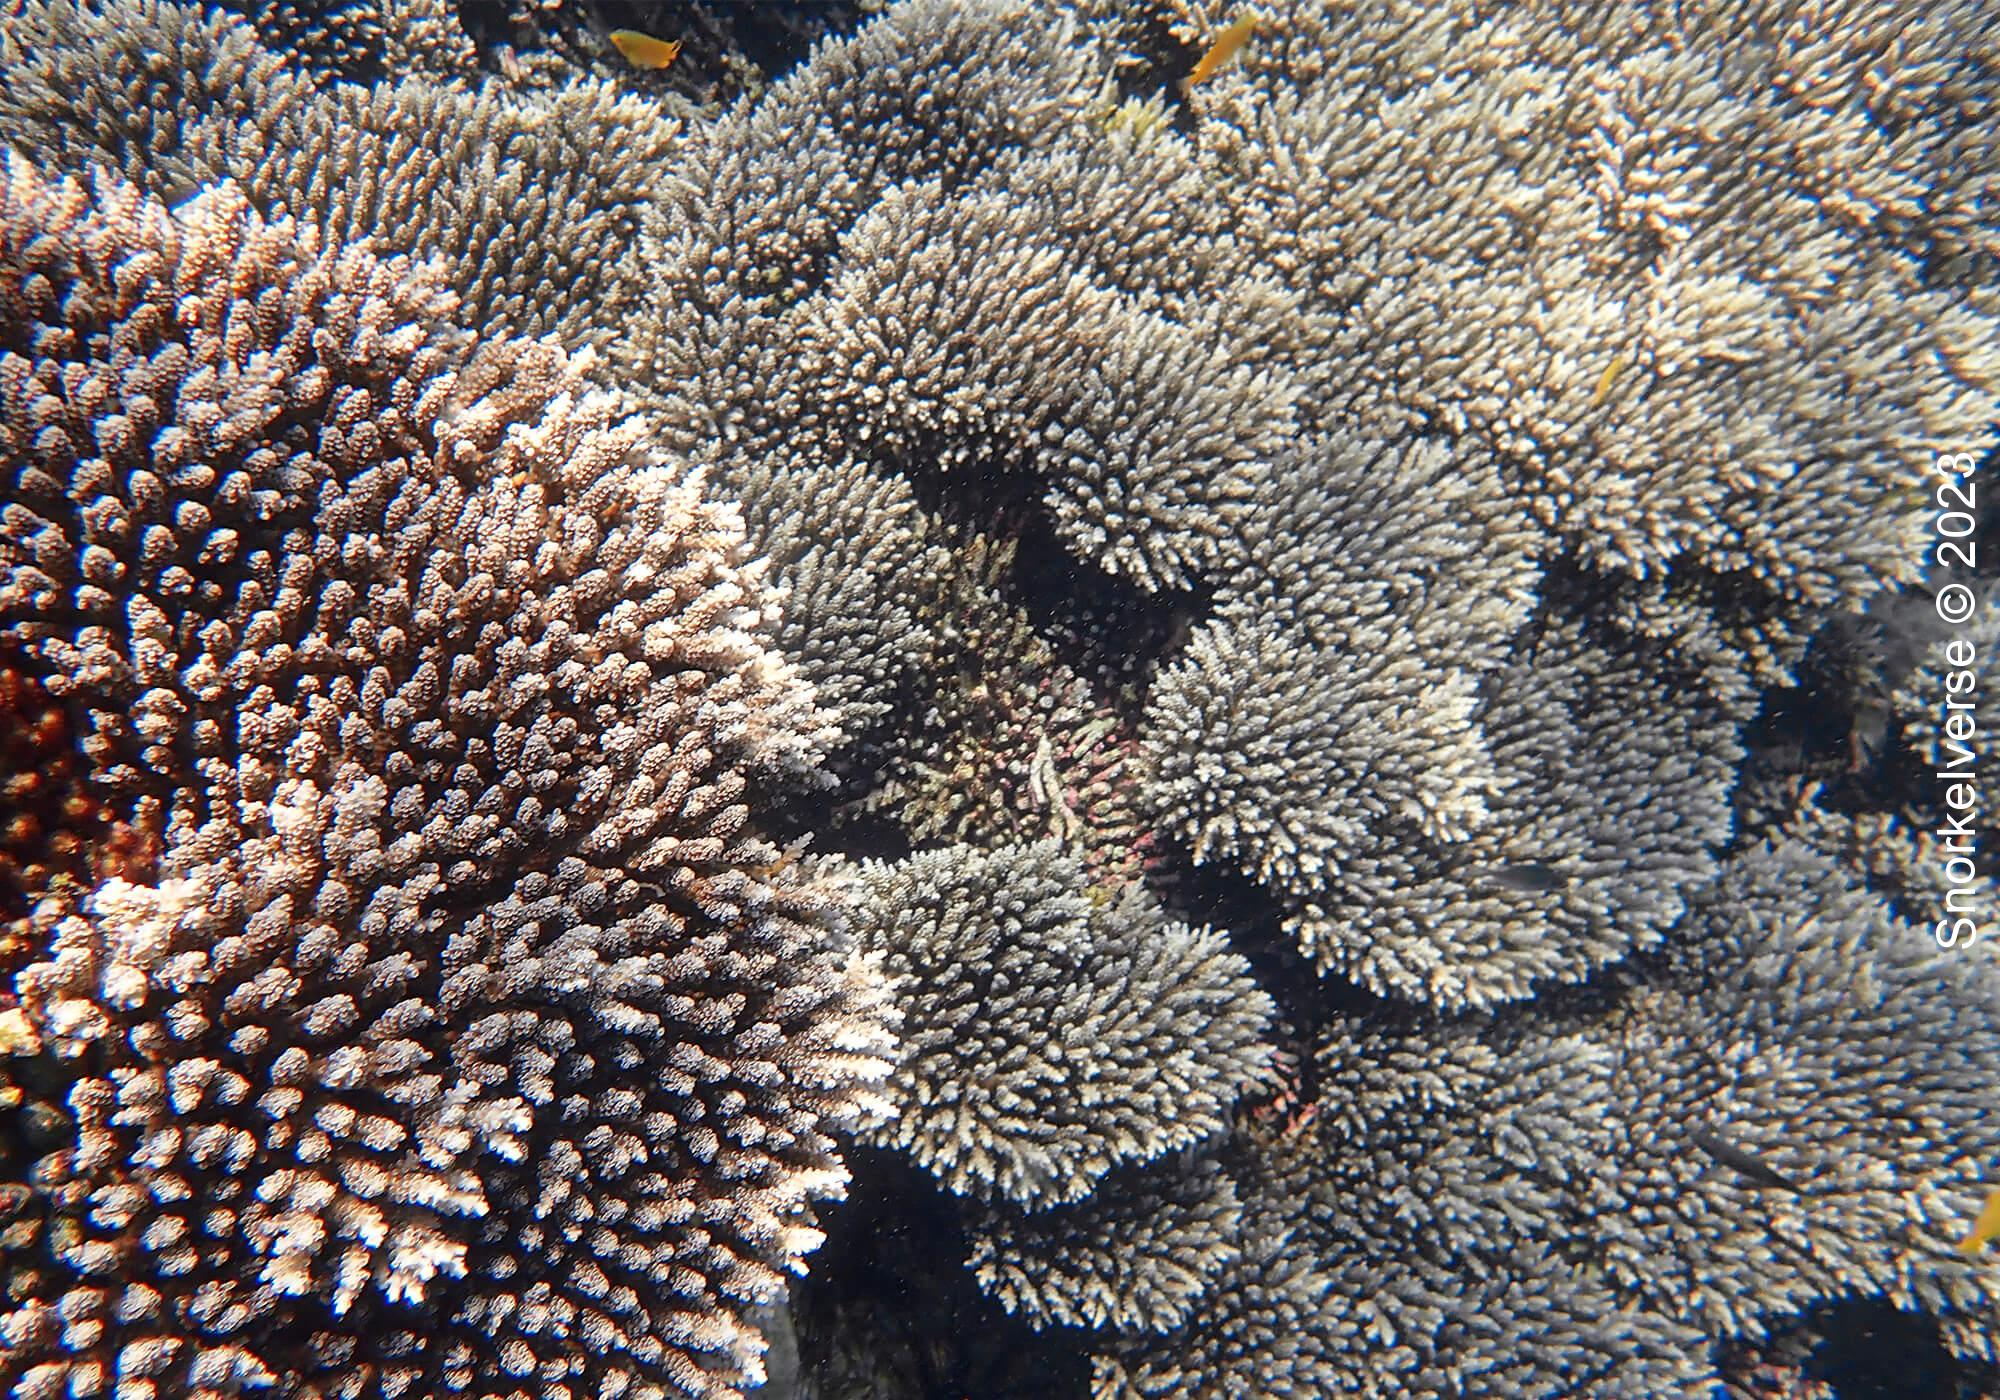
<box><xmin>1087</xmin><ymin>1173</ymin><xmax>1345</xmax><ymax>1399</ymax></box>
<box><xmin>0</xmin><ymin>154</ymin><xmax>886</xmax><ymax>1398</ymax></box>
<box><xmin>847</xmin><ymin>842</ymin><xmax>1271</xmax><ymax>1207</ymax></box>
<box><xmin>216</xmin><ymin>0</ymin><xmax>477</xmax><ymax>81</ymax></box>
<box><xmin>1199</xmin><ymin>0</ymin><xmax>2000</xmax><ymax>697</ymax></box>
<box><xmin>0</xmin><ymin>0</ymin><xmax>678</xmax><ymax>345</ymax></box>
<box><xmin>965</xmin><ymin>1155</ymin><xmax>1243</xmax><ymax>1334</ymax></box>
<box><xmin>1100</xmin><ymin>833</ymin><xmax>2000</xmax><ymax>1397</ymax></box>
<box><xmin>4</xmin><ymin>0</ymin><xmax>1999</xmax><ymax>1396</ymax></box>
<box><xmin>1145</xmin><ymin>612</ymin><xmax>1741</xmax><ymax>1005</ymax></box>
<box><xmin>716</xmin><ymin>456</ymin><xmax>950</xmax><ymax>750</ymax></box>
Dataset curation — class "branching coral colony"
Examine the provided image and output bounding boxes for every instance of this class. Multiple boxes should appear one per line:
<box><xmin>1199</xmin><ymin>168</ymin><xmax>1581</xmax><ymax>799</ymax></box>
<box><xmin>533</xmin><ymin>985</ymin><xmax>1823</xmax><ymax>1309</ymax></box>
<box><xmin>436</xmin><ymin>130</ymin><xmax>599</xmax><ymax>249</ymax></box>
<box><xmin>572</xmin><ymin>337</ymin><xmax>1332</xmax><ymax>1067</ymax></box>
<box><xmin>2</xmin><ymin>1</ymin><xmax>1998</xmax><ymax>1398</ymax></box>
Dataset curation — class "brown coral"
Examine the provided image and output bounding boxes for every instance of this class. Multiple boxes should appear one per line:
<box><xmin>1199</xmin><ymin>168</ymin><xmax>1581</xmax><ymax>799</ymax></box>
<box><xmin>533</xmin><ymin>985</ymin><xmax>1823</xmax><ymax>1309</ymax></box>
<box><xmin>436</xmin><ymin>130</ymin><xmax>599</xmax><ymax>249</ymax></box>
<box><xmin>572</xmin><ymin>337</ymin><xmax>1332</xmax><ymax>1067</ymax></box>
<box><xmin>0</xmin><ymin>156</ymin><xmax>887</xmax><ymax>1400</ymax></box>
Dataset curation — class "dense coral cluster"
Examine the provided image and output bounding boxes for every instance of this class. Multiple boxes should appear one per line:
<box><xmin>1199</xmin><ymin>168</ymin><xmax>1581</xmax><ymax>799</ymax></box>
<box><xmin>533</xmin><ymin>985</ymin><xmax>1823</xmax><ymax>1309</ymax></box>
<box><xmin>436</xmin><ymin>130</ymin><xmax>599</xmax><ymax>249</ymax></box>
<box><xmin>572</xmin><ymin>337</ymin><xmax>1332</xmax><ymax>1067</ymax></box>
<box><xmin>856</xmin><ymin>532</ymin><xmax>1165</xmax><ymax>889</ymax></box>
<box><xmin>0</xmin><ymin>0</ymin><xmax>678</xmax><ymax>345</ymax></box>
<box><xmin>213</xmin><ymin>0</ymin><xmax>478</xmax><ymax>80</ymax></box>
<box><xmin>1093</xmin><ymin>841</ymin><xmax>2000</xmax><ymax>1397</ymax></box>
<box><xmin>636</xmin><ymin>0</ymin><xmax>1294</xmax><ymax>598</ymax></box>
<box><xmin>1198</xmin><ymin>0</ymin><xmax>2000</xmax><ymax>695</ymax></box>
<box><xmin>965</xmin><ymin>1156</ymin><xmax>1243</xmax><ymax>1335</ymax></box>
<box><xmin>1087</xmin><ymin>1178</ymin><xmax>1344</xmax><ymax>1400</ymax></box>
<box><xmin>848</xmin><ymin>842</ymin><xmax>1271</xmax><ymax>1207</ymax></box>
<box><xmin>716</xmin><ymin>457</ymin><xmax>951</xmax><ymax>748</ymax></box>
<box><xmin>0</xmin><ymin>155</ymin><xmax>885</xmax><ymax>1398</ymax></box>
<box><xmin>1147</xmin><ymin>613</ymin><xmax>1741</xmax><ymax>1005</ymax></box>
<box><xmin>0</xmin><ymin>658</ymin><xmax>132</xmax><ymax>981</ymax></box>
<box><xmin>4</xmin><ymin>0</ymin><xmax>1999</xmax><ymax>1397</ymax></box>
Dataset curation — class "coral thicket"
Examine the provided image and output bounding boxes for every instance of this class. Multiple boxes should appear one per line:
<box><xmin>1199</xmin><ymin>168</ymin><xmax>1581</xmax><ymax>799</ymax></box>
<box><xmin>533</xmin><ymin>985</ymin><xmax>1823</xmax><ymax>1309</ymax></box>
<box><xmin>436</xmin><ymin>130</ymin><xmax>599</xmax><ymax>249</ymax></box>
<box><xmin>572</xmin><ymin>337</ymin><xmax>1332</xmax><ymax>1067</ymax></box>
<box><xmin>0</xmin><ymin>154</ymin><xmax>886</xmax><ymax>1400</ymax></box>
<box><xmin>3</xmin><ymin>0</ymin><xmax>1999</xmax><ymax>1396</ymax></box>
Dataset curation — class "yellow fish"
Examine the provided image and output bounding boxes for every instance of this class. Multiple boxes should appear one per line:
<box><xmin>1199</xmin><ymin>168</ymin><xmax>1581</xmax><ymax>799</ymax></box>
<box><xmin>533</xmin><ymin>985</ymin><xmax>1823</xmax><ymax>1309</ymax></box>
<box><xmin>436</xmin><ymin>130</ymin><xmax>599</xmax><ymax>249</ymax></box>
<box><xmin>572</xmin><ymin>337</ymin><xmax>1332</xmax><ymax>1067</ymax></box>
<box><xmin>609</xmin><ymin>29</ymin><xmax>681</xmax><ymax>71</ymax></box>
<box><xmin>1590</xmin><ymin>353</ymin><xmax>1629</xmax><ymax>409</ymax></box>
<box><xmin>1182</xmin><ymin>15</ymin><xmax>1255</xmax><ymax>91</ymax></box>
<box><xmin>1958</xmin><ymin>1185</ymin><xmax>2000</xmax><ymax>1255</ymax></box>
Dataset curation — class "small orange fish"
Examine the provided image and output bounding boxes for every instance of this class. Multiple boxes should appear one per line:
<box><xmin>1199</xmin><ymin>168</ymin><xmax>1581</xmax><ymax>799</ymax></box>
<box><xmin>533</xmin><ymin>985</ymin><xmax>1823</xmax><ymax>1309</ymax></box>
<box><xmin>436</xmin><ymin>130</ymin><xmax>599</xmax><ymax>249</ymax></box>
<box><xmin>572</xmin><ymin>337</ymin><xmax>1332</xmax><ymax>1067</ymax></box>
<box><xmin>609</xmin><ymin>28</ymin><xmax>681</xmax><ymax>71</ymax></box>
<box><xmin>1958</xmin><ymin>1185</ymin><xmax>2000</xmax><ymax>1255</ymax></box>
<box><xmin>1183</xmin><ymin>15</ymin><xmax>1255</xmax><ymax>91</ymax></box>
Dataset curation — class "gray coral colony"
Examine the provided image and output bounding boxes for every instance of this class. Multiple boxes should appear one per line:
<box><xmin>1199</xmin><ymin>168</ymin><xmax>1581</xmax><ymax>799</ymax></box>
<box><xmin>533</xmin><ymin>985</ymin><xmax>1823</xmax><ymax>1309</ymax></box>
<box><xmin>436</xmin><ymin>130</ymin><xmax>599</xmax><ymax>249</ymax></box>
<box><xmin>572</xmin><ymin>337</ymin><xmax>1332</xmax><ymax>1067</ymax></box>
<box><xmin>1</xmin><ymin>1</ymin><xmax>1998</xmax><ymax>1399</ymax></box>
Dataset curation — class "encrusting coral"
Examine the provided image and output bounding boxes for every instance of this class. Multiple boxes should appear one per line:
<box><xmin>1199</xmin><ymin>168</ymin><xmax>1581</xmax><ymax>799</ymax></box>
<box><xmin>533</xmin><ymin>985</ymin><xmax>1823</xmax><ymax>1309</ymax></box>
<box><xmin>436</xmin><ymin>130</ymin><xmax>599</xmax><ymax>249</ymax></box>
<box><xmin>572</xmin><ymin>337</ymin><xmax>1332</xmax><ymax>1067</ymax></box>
<box><xmin>0</xmin><ymin>154</ymin><xmax>888</xmax><ymax>1399</ymax></box>
<box><xmin>4</xmin><ymin>0</ymin><xmax>1999</xmax><ymax>1396</ymax></box>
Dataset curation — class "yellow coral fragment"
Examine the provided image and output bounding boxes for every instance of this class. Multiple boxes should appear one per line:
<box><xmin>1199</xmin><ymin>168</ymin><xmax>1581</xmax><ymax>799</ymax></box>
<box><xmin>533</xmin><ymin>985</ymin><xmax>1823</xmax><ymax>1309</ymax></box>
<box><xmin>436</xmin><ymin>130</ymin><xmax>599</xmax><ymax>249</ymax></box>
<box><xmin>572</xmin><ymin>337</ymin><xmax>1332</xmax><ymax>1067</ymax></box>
<box><xmin>0</xmin><ymin>1006</ymin><xmax>39</xmax><ymax>1056</ymax></box>
<box><xmin>1092</xmin><ymin>96</ymin><xmax>1169</xmax><ymax>142</ymax></box>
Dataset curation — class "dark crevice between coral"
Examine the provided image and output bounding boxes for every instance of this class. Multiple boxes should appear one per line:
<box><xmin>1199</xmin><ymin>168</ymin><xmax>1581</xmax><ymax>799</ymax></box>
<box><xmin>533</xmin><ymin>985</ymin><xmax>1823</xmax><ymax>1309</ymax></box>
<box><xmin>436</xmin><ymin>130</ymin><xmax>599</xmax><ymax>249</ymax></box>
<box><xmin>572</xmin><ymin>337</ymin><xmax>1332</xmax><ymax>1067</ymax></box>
<box><xmin>796</xmin><ymin>1146</ymin><xmax>1091</xmax><ymax>1399</ymax></box>
<box><xmin>755</xmin><ymin>627</ymin><xmax>939</xmax><ymax>848</ymax></box>
<box><xmin>1158</xmin><ymin>845</ymin><xmax>1384</xmax><ymax>1132</ymax></box>
<box><xmin>901</xmin><ymin>453</ymin><xmax>1043</xmax><ymax>538</ymax></box>
<box><xmin>1726</xmin><ymin>1299</ymin><xmax>2000</xmax><ymax>1399</ymax></box>
<box><xmin>1092</xmin><ymin>8</ymin><xmax>1194</xmax><ymax>140</ymax></box>
<box><xmin>1533</xmin><ymin>539</ymin><xmax>1820</xmax><ymax>721</ymax></box>
<box><xmin>1003</xmin><ymin>508</ymin><xmax>1207</xmax><ymax>719</ymax></box>
<box><xmin>593</xmin><ymin>1</ymin><xmax>870</xmax><ymax>86</ymax></box>
<box><xmin>1733</xmin><ymin>495</ymin><xmax>1999</xmax><ymax>916</ymax></box>
<box><xmin>776</xmin><ymin>758</ymin><xmax>916</xmax><ymax>866</ymax></box>
<box><xmin>901</xmin><ymin>462</ymin><xmax>1204</xmax><ymax>718</ymax></box>
<box><xmin>1752</xmin><ymin>616</ymin><xmax>1899</xmax><ymax>784</ymax></box>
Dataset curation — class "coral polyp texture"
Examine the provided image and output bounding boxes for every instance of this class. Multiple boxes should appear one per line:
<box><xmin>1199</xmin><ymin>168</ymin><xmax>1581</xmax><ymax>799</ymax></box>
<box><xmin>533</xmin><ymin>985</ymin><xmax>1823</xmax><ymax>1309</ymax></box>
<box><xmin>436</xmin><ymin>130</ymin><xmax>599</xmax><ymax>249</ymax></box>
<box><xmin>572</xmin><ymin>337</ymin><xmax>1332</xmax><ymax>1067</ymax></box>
<box><xmin>1145</xmin><ymin>610</ymin><xmax>1741</xmax><ymax>1006</ymax></box>
<box><xmin>1205</xmin><ymin>836</ymin><xmax>2000</xmax><ymax>1398</ymax></box>
<box><xmin>5</xmin><ymin>0</ymin><xmax>2000</xmax><ymax>1397</ymax></box>
<box><xmin>0</xmin><ymin>0</ymin><xmax>680</xmax><ymax>346</ymax></box>
<box><xmin>0</xmin><ymin>156</ymin><xmax>887</xmax><ymax>1399</ymax></box>
<box><xmin>849</xmin><ymin>842</ymin><xmax>1272</xmax><ymax>1207</ymax></box>
<box><xmin>965</xmin><ymin>1154</ymin><xmax>1245</xmax><ymax>1335</ymax></box>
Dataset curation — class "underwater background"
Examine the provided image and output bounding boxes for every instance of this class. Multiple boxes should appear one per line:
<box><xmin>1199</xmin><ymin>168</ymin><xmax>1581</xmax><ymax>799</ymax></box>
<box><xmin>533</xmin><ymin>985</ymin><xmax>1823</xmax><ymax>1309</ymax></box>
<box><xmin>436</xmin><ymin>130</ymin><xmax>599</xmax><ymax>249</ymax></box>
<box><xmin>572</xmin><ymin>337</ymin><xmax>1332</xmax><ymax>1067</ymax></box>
<box><xmin>1</xmin><ymin>0</ymin><xmax>1998</xmax><ymax>1396</ymax></box>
